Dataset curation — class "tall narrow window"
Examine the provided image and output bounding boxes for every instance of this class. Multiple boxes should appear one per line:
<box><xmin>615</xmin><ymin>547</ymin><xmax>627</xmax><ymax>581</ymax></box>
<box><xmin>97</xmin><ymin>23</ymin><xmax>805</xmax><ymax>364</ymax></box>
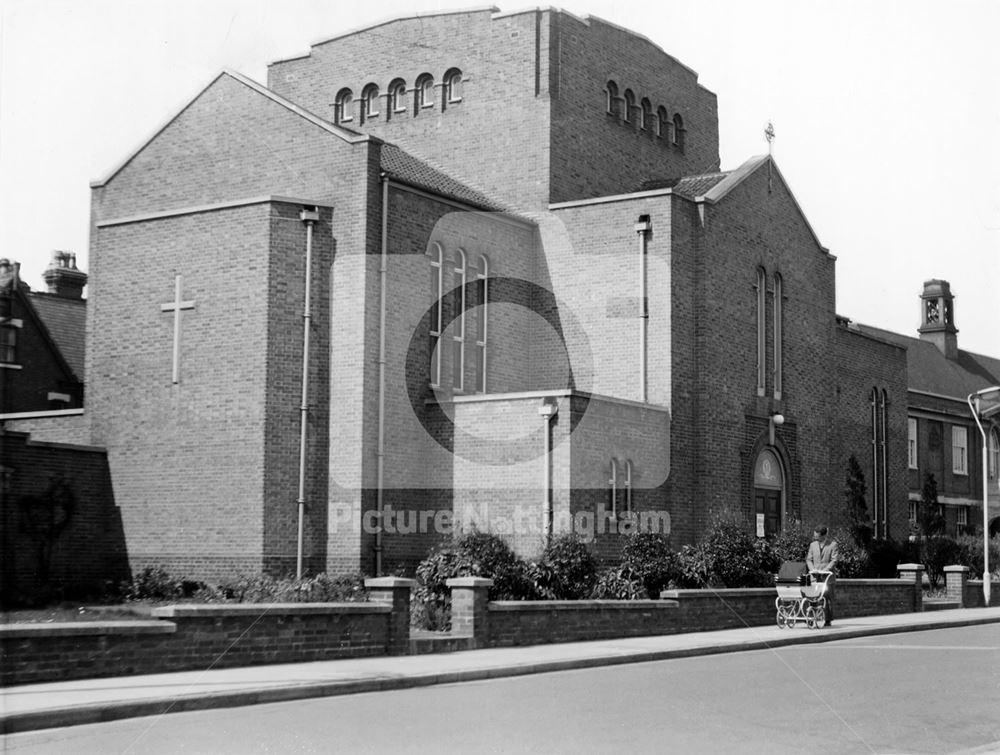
<box><xmin>606</xmin><ymin>80</ymin><xmax>620</xmax><ymax>117</ymax></box>
<box><xmin>990</xmin><ymin>428</ymin><xmax>999</xmax><ymax>482</ymax></box>
<box><xmin>608</xmin><ymin>459</ymin><xmax>618</xmax><ymax>516</ymax></box>
<box><xmin>416</xmin><ymin>74</ymin><xmax>435</xmax><ymax>110</ymax></box>
<box><xmin>475</xmin><ymin>255</ymin><xmax>489</xmax><ymax>393</ymax></box>
<box><xmin>755</xmin><ymin>268</ymin><xmax>766</xmax><ymax>396</ymax></box>
<box><xmin>0</xmin><ymin>323</ymin><xmax>17</xmax><ymax>364</ymax></box>
<box><xmin>623</xmin><ymin>89</ymin><xmax>635</xmax><ymax>123</ymax></box>
<box><xmin>623</xmin><ymin>459</ymin><xmax>633</xmax><ymax>515</ymax></box>
<box><xmin>334</xmin><ymin>88</ymin><xmax>354</xmax><ymax>124</ymax></box>
<box><xmin>672</xmin><ymin>113</ymin><xmax>684</xmax><ymax>148</ymax></box>
<box><xmin>772</xmin><ymin>273</ymin><xmax>783</xmax><ymax>399</ymax></box>
<box><xmin>444</xmin><ymin>68</ymin><xmax>463</xmax><ymax>103</ymax></box>
<box><xmin>452</xmin><ymin>249</ymin><xmax>467</xmax><ymax>391</ymax></box>
<box><xmin>656</xmin><ymin>106</ymin><xmax>668</xmax><ymax>139</ymax></box>
<box><xmin>389</xmin><ymin>79</ymin><xmax>408</xmax><ymax>114</ymax></box>
<box><xmin>952</xmin><ymin>426</ymin><xmax>968</xmax><ymax>475</ymax></box>
<box><xmin>361</xmin><ymin>84</ymin><xmax>380</xmax><ymax>122</ymax></box>
<box><xmin>640</xmin><ymin>99</ymin><xmax>652</xmax><ymax>131</ymax></box>
<box><xmin>428</xmin><ymin>243</ymin><xmax>443</xmax><ymax>387</ymax></box>
<box><xmin>908</xmin><ymin>418</ymin><xmax>918</xmax><ymax>469</ymax></box>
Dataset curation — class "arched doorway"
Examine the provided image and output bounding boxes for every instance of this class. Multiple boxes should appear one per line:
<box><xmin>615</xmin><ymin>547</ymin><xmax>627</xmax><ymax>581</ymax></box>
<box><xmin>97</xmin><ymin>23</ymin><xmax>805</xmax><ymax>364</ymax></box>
<box><xmin>753</xmin><ymin>448</ymin><xmax>784</xmax><ymax>537</ymax></box>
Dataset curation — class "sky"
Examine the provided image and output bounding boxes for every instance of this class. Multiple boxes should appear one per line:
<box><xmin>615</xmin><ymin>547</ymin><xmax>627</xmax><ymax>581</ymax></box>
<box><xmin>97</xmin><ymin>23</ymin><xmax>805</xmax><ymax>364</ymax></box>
<box><xmin>1</xmin><ymin>0</ymin><xmax>997</xmax><ymax>355</ymax></box>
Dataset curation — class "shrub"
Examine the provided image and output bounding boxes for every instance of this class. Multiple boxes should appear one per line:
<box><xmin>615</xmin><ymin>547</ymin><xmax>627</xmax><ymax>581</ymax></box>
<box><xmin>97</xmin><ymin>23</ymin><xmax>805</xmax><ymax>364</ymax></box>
<box><xmin>956</xmin><ymin>534</ymin><xmax>1000</xmax><ymax>578</ymax></box>
<box><xmin>769</xmin><ymin>521</ymin><xmax>813</xmax><ymax>564</ymax></box>
<box><xmin>866</xmin><ymin>538</ymin><xmax>907</xmax><ymax>578</ymax></box>
<box><xmin>532</xmin><ymin>534</ymin><xmax>598</xmax><ymax>599</ymax></box>
<box><xmin>412</xmin><ymin>531</ymin><xmax>536</xmax><ymax>630</ymax></box>
<box><xmin>590</xmin><ymin>567</ymin><xmax>647</xmax><ymax>600</ymax></box>
<box><xmin>923</xmin><ymin>536</ymin><xmax>970</xmax><ymax>587</ymax></box>
<box><xmin>413</xmin><ymin>546</ymin><xmax>463</xmax><ymax>631</ymax></box>
<box><xmin>674</xmin><ymin>544</ymin><xmax>710</xmax><ymax>588</ymax></box>
<box><xmin>620</xmin><ymin>532</ymin><xmax>679</xmax><ymax>598</ymax></box>
<box><xmin>123</xmin><ymin>567</ymin><xmax>186</xmax><ymax>602</ymax></box>
<box><xmin>697</xmin><ymin>513</ymin><xmax>776</xmax><ymax>587</ymax></box>
<box><xmin>829</xmin><ymin>529</ymin><xmax>869</xmax><ymax>578</ymax></box>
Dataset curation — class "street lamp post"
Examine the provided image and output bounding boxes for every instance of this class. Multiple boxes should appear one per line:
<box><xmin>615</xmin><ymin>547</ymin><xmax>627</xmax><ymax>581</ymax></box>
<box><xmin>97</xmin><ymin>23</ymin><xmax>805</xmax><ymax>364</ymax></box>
<box><xmin>967</xmin><ymin>385</ymin><xmax>1000</xmax><ymax>607</ymax></box>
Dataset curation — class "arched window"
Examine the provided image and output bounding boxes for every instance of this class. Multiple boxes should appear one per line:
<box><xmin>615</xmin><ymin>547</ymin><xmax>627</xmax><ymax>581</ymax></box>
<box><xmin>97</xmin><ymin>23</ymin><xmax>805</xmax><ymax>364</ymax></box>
<box><xmin>606</xmin><ymin>80</ymin><xmax>620</xmax><ymax>117</ymax></box>
<box><xmin>672</xmin><ymin>113</ymin><xmax>684</xmax><ymax>148</ymax></box>
<box><xmin>428</xmin><ymin>243</ymin><xmax>443</xmax><ymax>387</ymax></box>
<box><xmin>444</xmin><ymin>68</ymin><xmax>463</xmax><ymax>103</ymax></box>
<box><xmin>656</xmin><ymin>106</ymin><xmax>668</xmax><ymax>138</ymax></box>
<box><xmin>990</xmin><ymin>427</ymin><xmax>1000</xmax><ymax>482</ymax></box>
<box><xmin>623</xmin><ymin>459</ymin><xmax>633</xmax><ymax>514</ymax></box>
<box><xmin>608</xmin><ymin>459</ymin><xmax>619</xmax><ymax>516</ymax></box>
<box><xmin>361</xmin><ymin>83</ymin><xmax>380</xmax><ymax>122</ymax></box>
<box><xmin>623</xmin><ymin>89</ymin><xmax>636</xmax><ymax>123</ymax></box>
<box><xmin>756</xmin><ymin>268</ymin><xmax>766</xmax><ymax>396</ymax></box>
<box><xmin>334</xmin><ymin>88</ymin><xmax>354</xmax><ymax>124</ymax></box>
<box><xmin>640</xmin><ymin>99</ymin><xmax>652</xmax><ymax>131</ymax></box>
<box><xmin>416</xmin><ymin>74</ymin><xmax>435</xmax><ymax>110</ymax></box>
<box><xmin>475</xmin><ymin>255</ymin><xmax>489</xmax><ymax>393</ymax></box>
<box><xmin>388</xmin><ymin>79</ymin><xmax>407</xmax><ymax>116</ymax></box>
<box><xmin>773</xmin><ymin>273</ymin><xmax>783</xmax><ymax>399</ymax></box>
<box><xmin>452</xmin><ymin>249</ymin><xmax>467</xmax><ymax>391</ymax></box>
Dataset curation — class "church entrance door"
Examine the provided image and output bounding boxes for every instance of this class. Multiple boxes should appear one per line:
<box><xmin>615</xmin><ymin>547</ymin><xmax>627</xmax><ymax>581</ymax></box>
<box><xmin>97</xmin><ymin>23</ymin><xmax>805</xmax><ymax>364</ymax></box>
<box><xmin>753</xmin><ymin>449</ymin><xmax>784</xmax><ymax>537</ymax></box>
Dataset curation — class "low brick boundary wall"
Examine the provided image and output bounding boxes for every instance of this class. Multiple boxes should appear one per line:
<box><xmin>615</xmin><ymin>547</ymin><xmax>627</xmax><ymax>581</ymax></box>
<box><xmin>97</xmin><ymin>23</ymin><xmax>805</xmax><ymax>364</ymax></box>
<box><xmin>450</xmin><ymin>569</ymin><xmax>927</xmax><ymax>648</ymax></box>
<box><xmin>487</xmin><ymin>600</ymin><xmax>681</xmax><ymax>647</ymax></box>
<box><xmin>1</xmin><ymin>578</ymin><xmax>413</xmax><ymax>687</ymax></box>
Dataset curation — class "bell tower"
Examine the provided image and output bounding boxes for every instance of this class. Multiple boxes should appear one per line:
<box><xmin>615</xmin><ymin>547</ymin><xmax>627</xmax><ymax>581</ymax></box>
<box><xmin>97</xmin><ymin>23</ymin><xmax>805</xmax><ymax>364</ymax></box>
<box><xmin>918</xmin><ymin>279</ymin><xmax>958</xmax><ymax>360</ymax></box>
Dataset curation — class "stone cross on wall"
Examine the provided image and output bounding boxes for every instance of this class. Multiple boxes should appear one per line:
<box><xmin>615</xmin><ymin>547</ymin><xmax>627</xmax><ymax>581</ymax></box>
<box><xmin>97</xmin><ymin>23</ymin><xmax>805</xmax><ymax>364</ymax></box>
<box><xmin>160</xmin><ymin>274</ymin><xmax>195</xmax><ymax>384</ymax></box>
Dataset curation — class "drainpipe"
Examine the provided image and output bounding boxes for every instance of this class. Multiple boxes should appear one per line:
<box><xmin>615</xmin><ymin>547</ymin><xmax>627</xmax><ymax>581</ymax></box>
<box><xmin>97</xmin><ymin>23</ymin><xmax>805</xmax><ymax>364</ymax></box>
<box><xmin>870</xmin><ymin>390</ymin><xmax>879</xmax><ymax>539</ymax></box>
<box><xmin>880</xmin><ymin>391</ymin><xmax>889</xmax><ymax>539</ymax></box>
<box><xmin>376</xmin><ymin>175</ymin><xmax>389</xmax><ymax>575</ymax></box>
<box><xmin>539</xmin><ymin>397</ymin><xmax>559</xmax><ymax>545</ymax></box>
<box><xmin>296</xmin><ymin>207</ymin><xmax>319</xmax><ymax>580</ymax></box>
<box><xmin>635</xmin><ymin>215</ymin><xmax>651</xmax><ymax>403</ymax></box>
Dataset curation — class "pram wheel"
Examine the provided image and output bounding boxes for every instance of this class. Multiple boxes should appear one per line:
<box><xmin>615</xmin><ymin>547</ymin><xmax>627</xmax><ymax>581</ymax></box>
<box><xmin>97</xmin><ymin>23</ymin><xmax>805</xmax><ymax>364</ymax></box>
<box><xmin>805</xmin><ymin>605</ymin><xmax>818</xmax><ymax>629</ymax></box>
<box><xmin>776</xmin><ymin>604</ymin><xmax>788</xmax><ymax>628</ymax></box>
<box><xmin>813</xmin><ymin>603</ymin><xmax>826</xmax><ymax>628</ymax></box>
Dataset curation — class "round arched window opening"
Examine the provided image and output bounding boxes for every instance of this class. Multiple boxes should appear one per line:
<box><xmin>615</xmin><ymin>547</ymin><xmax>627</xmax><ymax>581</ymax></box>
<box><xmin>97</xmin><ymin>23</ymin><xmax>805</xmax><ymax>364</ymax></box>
<box><xmin>753</xmin><ymin>448</ymin><xmax>785</xmax><ymax>537</ymax></box>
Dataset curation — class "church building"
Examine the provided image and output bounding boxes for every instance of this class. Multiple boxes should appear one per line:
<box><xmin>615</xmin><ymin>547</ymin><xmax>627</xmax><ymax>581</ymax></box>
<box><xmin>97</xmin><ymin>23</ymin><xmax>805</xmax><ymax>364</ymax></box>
<box><xmin>3</xmin><ymin>8</ymin><xmax>996</xmax><ymax>584</ymax></box>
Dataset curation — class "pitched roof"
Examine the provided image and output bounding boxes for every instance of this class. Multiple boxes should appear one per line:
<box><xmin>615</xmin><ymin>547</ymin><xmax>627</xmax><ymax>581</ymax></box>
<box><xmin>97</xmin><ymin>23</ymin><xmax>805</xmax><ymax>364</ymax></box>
<box><xmin>29</xmin><ymin>292</ymin><xmax>86</xmax><ymax>378</ymax></box>
<box><xmin>379</xmin><ymin>143</ymin><xmax>510</xmax><ymax>212</ymax></box>
<box><xmin>92</xmin><ymin>70</ymin><xmax>371</xmax><ymax>188</ymax></box>
<box><xmin>853</xmin><ymin>323</ymin><xmax>1000</xmax><ymax>399</ymax></box>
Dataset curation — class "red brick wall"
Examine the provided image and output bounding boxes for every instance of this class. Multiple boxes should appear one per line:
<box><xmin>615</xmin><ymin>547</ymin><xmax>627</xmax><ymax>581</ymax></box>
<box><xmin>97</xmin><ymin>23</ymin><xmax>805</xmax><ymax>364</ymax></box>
<box><xmin>268</xmin><ymin>9</ymin><xmax>552</xmax><ymax>210</ymax></box>
<box><xmin>477</xmin><ymin>577</ymin><xmax>917</xmax><ymax>647</ymax></box>
<box><xmin>0</xmin><ymin>603</ymin><xmax>392</xmax><ymax>686</ymax></box>
<box><xmin>266</xmin><ymin>9</ymin><xmax>719</xmax><ymax>210</ymax></box>
<box><xmin>833</xmin><ymin>326</ymin><xmax>909</xmax><ymax>537</ymax></box>
<box><xmin>669</xmin><ymin>164</ymin><xmax>840</xmax><ymax>542</ymax></box>
<box><xmin>549</xmin><ymin>12</ymin><xmax>720</xmax><ymax>203</ymax></box>
<box><xmin>0</xmin><ymin>431</ymin><xmax>127</xmax><ymax>605</ymax></box>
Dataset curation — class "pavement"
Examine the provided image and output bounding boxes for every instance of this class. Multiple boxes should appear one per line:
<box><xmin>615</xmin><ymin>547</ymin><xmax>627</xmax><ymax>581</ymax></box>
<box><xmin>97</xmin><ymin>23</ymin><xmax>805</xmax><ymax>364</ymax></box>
<box><xmin>3</xmin><ymin>606</ymin><xmax>1000</xmax><ymax>735</ymax></box>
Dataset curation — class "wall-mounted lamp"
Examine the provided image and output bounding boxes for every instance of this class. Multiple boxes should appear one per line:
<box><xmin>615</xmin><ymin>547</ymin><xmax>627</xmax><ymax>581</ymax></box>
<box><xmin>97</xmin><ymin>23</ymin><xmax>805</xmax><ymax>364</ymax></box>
<box><xmin>769</xmin><ymin>413</ymin><xmax>784</xmax><ymax>446</ymax></box>
<box><xmin>538</xmin><ymin>397</ymin><xmax>559</xmax><ymax>419</ymax></box>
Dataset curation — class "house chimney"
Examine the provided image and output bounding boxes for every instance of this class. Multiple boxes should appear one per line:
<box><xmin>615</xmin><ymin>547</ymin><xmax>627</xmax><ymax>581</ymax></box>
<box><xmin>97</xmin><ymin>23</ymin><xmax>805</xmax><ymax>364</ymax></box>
<box><xmin>918</xmin><ymin>279</ymin><xmax>958</xmax><ymax>360</ymax></box>
<box><xmin>42</xmin><ymin>251</ymin><xmax>87</xmax><ymax>299</ymax></box>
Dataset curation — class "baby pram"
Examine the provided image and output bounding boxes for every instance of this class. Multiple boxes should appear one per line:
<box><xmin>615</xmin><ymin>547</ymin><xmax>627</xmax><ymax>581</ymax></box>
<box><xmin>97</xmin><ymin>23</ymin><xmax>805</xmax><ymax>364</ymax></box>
<box><xmin>774</xmin><ymin>561</ymin><xmax>832</xmax><ymax>629</ymax></box>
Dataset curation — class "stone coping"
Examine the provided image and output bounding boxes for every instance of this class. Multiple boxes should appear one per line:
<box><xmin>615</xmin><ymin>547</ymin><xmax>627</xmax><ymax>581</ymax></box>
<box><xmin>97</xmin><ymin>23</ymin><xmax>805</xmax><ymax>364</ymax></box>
<box><xmin>0</xmin><ymin>621</ymin><xmax>175</xmax><ymax>638</ymax></box>
<box><xmin>659</xmin><ymin>588</ymin><xmax>774</xmax><ymax>599</ymax></box>
<box><xmin>150</xmin><ymin>603</ymin><xmax>386</xmax><ymax>618</ymax></box>
<box><xmin>489</xmin><ymin>600</ymin><xmax>679</xmax><ymax>612</ymax></box>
